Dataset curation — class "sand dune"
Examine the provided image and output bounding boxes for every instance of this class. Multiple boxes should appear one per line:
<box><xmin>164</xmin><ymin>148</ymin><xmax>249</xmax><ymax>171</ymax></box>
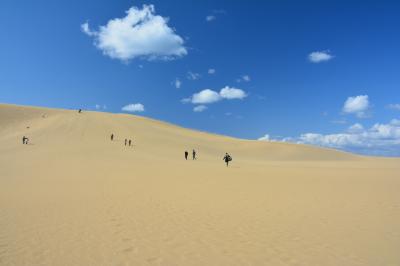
<box><xmin>1</xmin><ymin>103</ymin><xmax>399</xmax><ymax>266</ymax></box>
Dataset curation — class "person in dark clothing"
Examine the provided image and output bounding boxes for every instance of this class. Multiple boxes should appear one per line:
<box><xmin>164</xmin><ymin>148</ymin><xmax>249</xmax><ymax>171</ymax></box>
<box><xmin>22</xmin><ymin>136</ymin><xmax>26</xmax><ymax>144</ymax></box>
<box><xmin>78</xmin><ymin>109</ymin><xmax>82</xmax><ymax>113</ymax></box>
<box><xmin>223</xmin><ymin>153</ymin><xmax>232</xmax><ymax>167</ymax></box>
<box><xmin>184</xmin><ymin>151</ymin><xmax>188</xmax><ymax>160</ymax></box>
<box><xmin>111</xmin><ymin>134</ymin><xmax>114</xmax><ymax>141</ymax></box>
<box><xmin>125</xmin><ymin>139</ymin><xmax>127</xmax><ymax>146</ymax></box>
<box><xmin>192</xmin><ymin>149</ymin><xmax>197</xmax><ymax>160</ymax></box>
<box><xmin>129</xmin><ymin>139</ymin><xmax>132</xmax><ymax>146</ymax></box>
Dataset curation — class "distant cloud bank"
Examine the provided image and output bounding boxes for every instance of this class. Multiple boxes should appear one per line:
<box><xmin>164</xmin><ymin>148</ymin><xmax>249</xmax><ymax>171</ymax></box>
<box><xmin>259</xmin><ymin>95</ymin><xmax>400</xmax><ymax>156</ymax></box>
<box><xmin>259</xmin><ymin>119</ymin><xmax>400</xmax><ymax>156</ymax></box>
<box><xmin>81</xmin><ymin>5</ymin><xmax>187</xmax><ymax>62</ymax></box>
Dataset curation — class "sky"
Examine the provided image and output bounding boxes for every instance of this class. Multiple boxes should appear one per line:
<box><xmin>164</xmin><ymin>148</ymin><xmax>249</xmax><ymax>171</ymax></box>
<box><xmin>1</xmin><ymin>0</ymin><xmax>400</xmax><ymax>156</ymax></box>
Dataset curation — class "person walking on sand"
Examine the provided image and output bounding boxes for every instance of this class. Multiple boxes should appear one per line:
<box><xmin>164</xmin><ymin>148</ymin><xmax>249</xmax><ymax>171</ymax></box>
<box><xmin>223</xmin><ymin>153</ymin><xmax>232</xmax><ymax>167</ymax></box>
<box><xmin>111</xmin><ymin>134</ymin><xmax>114</xmax><ymax>141</ymax></box>
<box><xmin>192</xmin><ymin>149</ymin><xmax>197</xmax><ymax>160</ymax></box>
<box><xmin>184</xmin><ymin>151</ymin><xmax>188</xmax><ymax>160</ymax></box>
<box><xmin>125</xmin><ymin>139</ymin><xmax>127</xmax><ymax>146</ymax></box>
<box><xmin>128</xmin><ymin>139</ymin><xmax>132</xmax><ymax>146</ymax></box>
<box><xmin>22</xmin><ymin>136</ymin><xmax>26</xmax><ymax>144</ymax></box>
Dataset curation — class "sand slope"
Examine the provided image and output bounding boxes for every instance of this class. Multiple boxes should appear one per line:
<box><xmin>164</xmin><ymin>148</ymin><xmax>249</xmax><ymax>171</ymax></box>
<box><xmin>1</xmin><ymin>103</ymin><xmax>399</xmax><ymax>266</ymax></box>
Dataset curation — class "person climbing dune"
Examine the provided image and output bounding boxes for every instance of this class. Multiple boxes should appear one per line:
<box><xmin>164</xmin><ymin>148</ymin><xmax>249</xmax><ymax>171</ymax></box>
<box><xmin>223</xmin><ymin>153</ymin><xmax>232</xmax><ymax>167</ymax></box>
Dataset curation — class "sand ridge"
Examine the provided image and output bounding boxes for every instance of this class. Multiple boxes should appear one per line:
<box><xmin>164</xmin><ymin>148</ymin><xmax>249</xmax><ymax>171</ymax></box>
<box><xmin>1</xmin><ymin>103</ymin><xmax>400</xmax><ymax>266</ymax></box>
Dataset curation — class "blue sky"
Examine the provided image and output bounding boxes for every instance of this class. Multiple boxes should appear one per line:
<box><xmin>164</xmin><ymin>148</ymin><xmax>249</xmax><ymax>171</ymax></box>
<box><xmin>1</xmin><ymin>0</ymin><xmax>400</xmax><ymax>156</ymax></box>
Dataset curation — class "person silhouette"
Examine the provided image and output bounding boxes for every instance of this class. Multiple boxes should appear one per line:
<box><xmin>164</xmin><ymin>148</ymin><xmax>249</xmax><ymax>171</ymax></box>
<box><xmin>192</xmin><ymin>149</ymin><xmax>197</xmax><ymax>160</ymax></box>
<box><xmin>111</xmin><ymin>134</ymin><xmax>114</xmax><ymax>141</ymax></box>
<box><xmin>22</xmin><ymin>136</ymin><xmax>26</xmax><ymax>144</ymax></box>
<box><xmin>223</xmin><ymin>153</ymin><xmax>232</xmax><ymax>167</ymax></box>
<box><xmin>125</xmin><ymin>139</ymin><xmax>127</xmax><ymax>146</ymax></box>
<box><xmin>184</xmin><ymin>151</ymin><xmax>188</xmax><ymax>160</ymax></box>
<box><xmin>129</xmin><ymin>139</ymin><xmax>132</xmax><ymax>146</ymax></box>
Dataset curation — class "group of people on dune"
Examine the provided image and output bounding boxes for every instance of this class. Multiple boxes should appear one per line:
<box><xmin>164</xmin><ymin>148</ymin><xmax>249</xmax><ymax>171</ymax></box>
<box><xmin>21</xmin><ymin>109</ymin><xmax>233</xmax><ymax>167</ymax></box>
<box><xmin>111</xmin><ymin>133</ymin><xmax>133</xmax><ymax>147</ymax></box>
<box><xmin>184</xmin><ymin>150</ymin><xmax>233</xmax><ymax>166</ymax></box>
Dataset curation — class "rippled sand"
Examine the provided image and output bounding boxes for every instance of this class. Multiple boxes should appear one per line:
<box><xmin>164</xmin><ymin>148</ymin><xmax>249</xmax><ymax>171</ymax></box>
<box><xmin>1</xmin><ymin>104</ymin><xmax>399</xmax><ymax>266</ymax></box>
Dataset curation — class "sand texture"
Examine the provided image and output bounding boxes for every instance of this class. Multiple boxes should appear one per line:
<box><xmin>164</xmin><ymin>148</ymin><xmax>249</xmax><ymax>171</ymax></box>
<box><xmin>1</xmin><ymin>104</ymin><xmax>400</xmax><ymax>266</ymax></box>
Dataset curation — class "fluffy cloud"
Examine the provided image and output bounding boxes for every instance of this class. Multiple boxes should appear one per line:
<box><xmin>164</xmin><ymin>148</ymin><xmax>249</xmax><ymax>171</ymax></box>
<box><xmin>185</xmin><ymin>87</ymin><xmax>247</xmax><ymax>104</ymax></box>
<box><xmin>191</xmin><ymin>89</ymin><xmax>221</xmax><ymax>104</ymax></box>
<box><xmin>208</xmin><ymin>68</ymin><xmax>216</xmax><ymax>74</ymax></box>
<box><xmin>121</xmin><ymin>103</ymin><xmax>145</xmax><ymax>112</ymax></box>
<box><xmin>174</xmin><ymin>78</ymin><xmax>182</xmax><ymax>89</ymax></box>
<box><xmin>219</xmin><ymin>86</ymin><xmax>247</xmax><ymax>99</ymax></box>
<box><xmin>193</xmin><ymin>105</ymin><xmax>207</xmax><ymax>112</ymax></box>
<box><xmin>387</xmin><ymin>103</ymin><xmax>400</xmax><ymax>111</ymax></box>
<box><xmin>343</xmin><ymin>95</ymin><xmax>370</xmax><ymax>117</ymax></box>
<box><xmin>308</xmin><ymin>50</ymin><xmax>333</xmax><ymax>63</ymax></box>
<box><xmin>187</xmin><ymin>71</ymin><xmax>201</xmax><ymax>80</ymax></box>
<box><xmin>81</xmin><ymin>5</ymin><xmax>187</xmax><ymax>62</ymax></box>
<box><xmin>260</xmin><ymin>120</ymin><xmax>400</xmax><ymax>156</ymax></box>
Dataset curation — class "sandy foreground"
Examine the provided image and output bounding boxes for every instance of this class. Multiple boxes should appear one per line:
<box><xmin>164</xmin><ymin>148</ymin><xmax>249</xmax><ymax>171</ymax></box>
<box><xmin>0</xmin><ymin>104</ymin><xmax>399</xmax><ymax>266</ymax></box>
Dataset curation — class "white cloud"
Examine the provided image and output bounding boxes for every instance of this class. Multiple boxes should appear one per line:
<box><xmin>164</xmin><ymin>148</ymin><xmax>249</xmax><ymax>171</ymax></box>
<box><xmin>219</xmin><ymin>86</ymin><xmax>247</xmax><ymax>99</ymax></box>
<box><xmin>258</xmin><ymin>134</ymin><xmax>270</xmax><ymax>141</ymax></box>
<box><xmin>308</xmin><ymin>50</ymin><xmax>333</xmax><ymax>63</ymax></box>
<box><xmin>236</xmin><ymin>75</ymin><xmax>251</xmax><ymax>83</ymax></box>
<box><xmin>242</xmin><ymin>75</ymin><xmax>251</xmax><ymax>82</ymax></box>
<box><xmin>121</xmin><ymin>103</ymin><xmax>145</xmax><ymax>112</ymax></box>
<box><xmin>187</xmin><ymin>71</ymin><xmax>201</xmax><ymax>80</ymax></box>
<box><xmin>387</xmin><ymin>103</ymin><xmax>400</xmax><ymax>111</ymax></box>
<box><xmin>262</xmin><ymin>118</ymin><xmax>400</xmax><ymax>156</ymax></box>
<box><xmin>193</xmin><ymin>105</ymin><xmax>207</xmax><ymax>112</ymax></box>
<box><xmin>81</xmin><ymin>22</ymin><xmax>96</xmax><ymax>36</ymax></box>
<box><xmin>342</xmin><ymin>95</ymin><xmax>370</xmax><ymax>118</ymax></box>
<box><xmin>347</xmin><ymin>123</ymin><xmax>364</xmax><ymax>133</ymax></box>
<box><xmin>184</xmin><ymin>86</ymin><xmax>247</xmax><ymax>105</ymax></box>
<box><xmin>206</xmin><ymin>15</ymin><xmax>216</xmax><ymax>22</ymax></box>
<box><xmin>191</xmin><ymin>89</ymin><xmax>221</xmax><ymax>104</ymax></box>
<box><xmin>95</xmin><ymin>104</ymin><xmax>107</xmax><ymax>110</ymax></box>
<box><xmin>174</xmin><ymin>78</ymin><xmax>182</xmax><ymax>89</ymax></box>
<box><xmin>208</xmin><ymin>68</ymin><xmax>216</xmax><ymax>74</ymax></box>
<box><xmin>81</xmin><ymin>5</ymin><xmax>187</xmax><ymax>62</ymax></box>
<box><xmin>181</xmin><ymin>98</ymin><xmax>191</xmax><ymax>104</ymax></box>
